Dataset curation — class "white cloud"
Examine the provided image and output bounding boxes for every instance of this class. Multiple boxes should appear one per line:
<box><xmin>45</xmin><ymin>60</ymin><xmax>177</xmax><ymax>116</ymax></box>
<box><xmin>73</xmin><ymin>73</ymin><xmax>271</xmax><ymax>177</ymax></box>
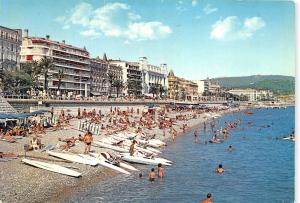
<box><xmin>210</xmin><ymin>16</ymin><xmax>265</xmax><ymax>40</ymax></box>
<box><xmin>56</xmin><ymin>2</ymin><xmax>172</xmax><ymax>41</ymax></box>
<box><xmin>244</xmin><ymin>17</ymin><xmax>265</xmax><ymax>31</ymax></box>
<box><xmin>203</xmin><ymin>4</ymin><xmax>218</xmax><ymax>14</ymax></box>
<box><xmin>126</xmin><ymin>22</ymin><xmax>172</xmax><ymax>41</ymax></box>
<box><xmin>80</xmin><ymin>29</ymin><xmax>101</xmax><ymax>38</ymax></box>
<box><xmin>210</xmin><ymin>16</ymin><xmax>237</xmax><ymax>40</ymax></box>
<box><xmin>192</xmin><ymin>0</ymin><xmax>197</xmax><ymax>6</ymax></box>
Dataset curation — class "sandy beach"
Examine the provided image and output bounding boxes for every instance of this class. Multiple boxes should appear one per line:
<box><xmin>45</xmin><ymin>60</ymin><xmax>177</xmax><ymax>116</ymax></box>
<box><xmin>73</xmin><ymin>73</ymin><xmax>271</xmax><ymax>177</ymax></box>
<box><xmin>0</xmin><ymin>104</ymin><xmax>246</xmax><ymax>203</ymax></box>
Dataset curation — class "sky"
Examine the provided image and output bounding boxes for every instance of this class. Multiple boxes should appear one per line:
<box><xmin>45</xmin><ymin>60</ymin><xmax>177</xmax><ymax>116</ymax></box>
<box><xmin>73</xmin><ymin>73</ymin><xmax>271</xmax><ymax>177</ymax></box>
<box><xmin>0</xmin><ymin>0</ymin><xmax>295</xmax><ymax>79</ymax></box>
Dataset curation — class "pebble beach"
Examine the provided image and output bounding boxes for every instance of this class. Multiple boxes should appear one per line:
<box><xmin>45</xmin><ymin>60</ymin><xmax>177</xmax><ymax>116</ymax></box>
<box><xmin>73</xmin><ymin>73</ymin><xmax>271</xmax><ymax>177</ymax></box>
<box><xmin>0</xmin><ymin>104</ymin><xmax>246</xmax><ymax>203</ymax></box>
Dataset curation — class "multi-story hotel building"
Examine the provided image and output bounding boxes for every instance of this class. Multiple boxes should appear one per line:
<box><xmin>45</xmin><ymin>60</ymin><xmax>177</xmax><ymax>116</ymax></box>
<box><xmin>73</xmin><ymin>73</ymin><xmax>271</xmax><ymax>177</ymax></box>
<box><xmin>20</xmin><ymin>30</ymin><xmax>90</xmax><ymax>97</ymax></box>
<box><xmin>228</xmin><ymin>88</ymin><xmax>273</xmax><ymax>101</ymax></box>
<box><xmin>90</xmin><ymin>54</ymin><xmax>123</xmax><ymax>96</ymax></box>
<box><xmin>110</xmin><ymin>60</ymin><xmax>142</xmax><ymax>96</ymax></box>
<box><xmin>90</xmin><ymin>55</ymin><xmax>109</xmax><ymax>96</ymax></box>
<box><xmin>167</xmin><ymin>70</ymin><xmax>198</xmax><ymax>101</ymax></box>
<box><xmin>139</xmin><ymin>57</ymin><xmax>168</xmax><ymax>95</ymax></box>
<box><xmin>0</xmin><ymin>26</ymin><xmax>22</xmax><ymax>71</ymax></box>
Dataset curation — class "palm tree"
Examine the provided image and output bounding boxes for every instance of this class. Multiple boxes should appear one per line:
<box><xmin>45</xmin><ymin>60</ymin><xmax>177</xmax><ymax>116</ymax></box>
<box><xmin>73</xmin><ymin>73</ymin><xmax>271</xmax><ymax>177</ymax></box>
<box><xmin>149</xmin><ymin>84</ymin><xmax>158</xmax><ymax>97</ymax></box>
<box><xmin>158</xmin><ymin>84</ymin><xmax>166</xmax><ymax>98</ymax></box>
<box><xmin>107</xmin><ymin>72</ymin><xmax>114</xmax><ymax>96</ymax></box>
<box><xmin>112</xmin><ymin>79</ymin><xmax>124</xmax><ymax>98</ymax></box>
<box><xmin>56</xmin><ymin>70</ymin><xmax>65</xmax><ymax>95</ymax></box>
<box><xmin>38</xmin><ymin>57</ymin><xmax>54</xmax><ymax>95</ymax></box>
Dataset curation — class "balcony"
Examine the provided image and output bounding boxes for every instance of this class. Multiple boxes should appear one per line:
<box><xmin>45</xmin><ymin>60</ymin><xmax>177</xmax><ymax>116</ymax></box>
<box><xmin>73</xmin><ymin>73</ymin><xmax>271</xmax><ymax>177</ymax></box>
<box><xmin>52</xmin><ymin>53</ymin><xmax>90</xmax><ymax>65</ymax></box>
<box><xmin>53</xmin><ymin>48</ymin><xmax>89</xmax><ymax>58</ymax></box>
<box><xmin>54</xmin><ymin>62</ymin><xmax>90</xmax><ymax>72</ymax></box>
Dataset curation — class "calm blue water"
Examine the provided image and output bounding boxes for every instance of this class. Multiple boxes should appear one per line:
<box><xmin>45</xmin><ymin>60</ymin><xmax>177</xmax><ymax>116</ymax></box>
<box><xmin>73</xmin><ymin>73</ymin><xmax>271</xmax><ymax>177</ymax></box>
<box><xmin>67</xmin><ymin>107</ymin><xmax>295</xmax><ymax>203</ymax></box>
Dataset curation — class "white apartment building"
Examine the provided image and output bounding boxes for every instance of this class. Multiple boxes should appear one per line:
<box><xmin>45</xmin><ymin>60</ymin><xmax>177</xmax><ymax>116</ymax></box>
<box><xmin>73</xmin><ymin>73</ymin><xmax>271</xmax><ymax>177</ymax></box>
<box><xmin>192</xmin><ymin>80</ymin><xmax>205</xmax><ymax>95</ymax></box>
<box><xmin>228</xmin><ymin>88</ymin><xmax>273</xmax><ymax>101</ymax></box>
<box><xmin>20</xmin><ymin>29</ymin><xmax>90</xmax><ymax>97</ymax></box>
<box><xmin>139</xmin><ymin>57</ymin><xmax>168</xmax><ymax>95</ymax></box>
<box><xmin>0</xmin><ymin>26</ymin><xmax>22</xmax><ymax>71</ymax></box>
<box><xmin>110</xmin><ymin>60</ymin><xmax>142</xmax><ymax>96</ymax></box>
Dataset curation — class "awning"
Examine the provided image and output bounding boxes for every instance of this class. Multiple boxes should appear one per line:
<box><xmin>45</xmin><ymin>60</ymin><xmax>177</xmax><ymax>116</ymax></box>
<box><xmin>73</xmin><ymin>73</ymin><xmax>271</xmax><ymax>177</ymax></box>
<box><xmin>0</xmin><ymin>110</ymin><xmax>48</xmax><ymax>120</ymax></box>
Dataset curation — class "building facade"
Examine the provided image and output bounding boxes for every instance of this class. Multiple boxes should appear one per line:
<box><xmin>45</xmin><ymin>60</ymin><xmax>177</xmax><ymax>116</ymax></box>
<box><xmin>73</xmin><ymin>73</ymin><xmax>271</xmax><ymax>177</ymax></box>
<box><xmin>110</xmin><ymin>60</ymin><xmax>142</xmax><ymax>96</ymax></box>
<box><xmin>139</xmin><ymin>57</ymin><xmax>168</xmax><ymax>96</ymax></box>
<box><xmin>167</xmin><ymin>70</ymin><xmax>198</xmax><ymax>101</ymax></box>
<box><xmin>192</xmin><ymin>80</ymin><xmax>205</xmax><ymax>95</ymax></box>
<box><xmin>90</xmin><ymin>56</ymin><xmax>108</xmax><ymax>96</ymax></box>
<box><xmin>0</xmin><ymin>26</ymin><xmax>22</xmax><ymax>71</ymax></box>
<box><xmin>20</xmin><ymin>30</ymin><xmax>90</xmax><ymax>97</ymax></box>
<box><xmin>228</xmin><ymin>88</ymin><xmax>273</xmax><ymax>101</ymax></box>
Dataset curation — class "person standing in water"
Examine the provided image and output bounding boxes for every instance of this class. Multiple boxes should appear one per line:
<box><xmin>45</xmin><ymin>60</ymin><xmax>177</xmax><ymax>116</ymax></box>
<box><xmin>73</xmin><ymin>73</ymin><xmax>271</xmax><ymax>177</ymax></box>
<box><xmin>149</xmin><ymin>168</ymin><xmax>156</xmax><ymax>182</ymax></box>
<box><xmin>228</xmin><ymin>145</ymin><xmax>233</xmax><ymax>152</ymax></box>
<box><xmin>194</xmin><ymin>129</ymin><xmax>198</xmax><ymax>143</ymax></box>
<box><xmin>157</xmin><ymin>163</ymin><xmax>165</xmax><ymax>178</ymax></box>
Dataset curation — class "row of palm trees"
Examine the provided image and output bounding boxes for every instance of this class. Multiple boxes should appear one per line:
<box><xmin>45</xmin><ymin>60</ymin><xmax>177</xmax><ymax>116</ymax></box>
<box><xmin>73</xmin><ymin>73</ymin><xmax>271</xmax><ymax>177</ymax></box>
<box><xmin>1</xmin><ymin>57</ymin><xmax>168</xmax><ymax>98</ymax></box>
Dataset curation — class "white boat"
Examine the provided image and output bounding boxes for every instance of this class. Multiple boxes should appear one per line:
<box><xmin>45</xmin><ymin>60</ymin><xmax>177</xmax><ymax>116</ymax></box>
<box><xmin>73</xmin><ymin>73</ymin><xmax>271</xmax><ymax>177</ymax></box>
<box><xmin>120</xmin><ymin>153</ymin><xmax>172</xmax><ymax>166</ymax></box>
<box><xmin>79</xmin><ymin>154</ymin><xmax>130</xmax><ymax>175</ymax></box>
<box><xmin>22</xmin><ymin>158</ymin><xmax>82</xmax><ymax>177</ymax></box>
<box><xmin>90</xmin><ymin>152</ymin><xmax>138</xmax><ymax>171</ymax></box>
<box><xmin>47</xmin><ymin>151</ymin><xmax>98</xmax><ymax>166</ymax></box>
<box><xmin>93</xmin><ymin>141</ymin><xmax>129</xmax><ymax>153</ymax></box>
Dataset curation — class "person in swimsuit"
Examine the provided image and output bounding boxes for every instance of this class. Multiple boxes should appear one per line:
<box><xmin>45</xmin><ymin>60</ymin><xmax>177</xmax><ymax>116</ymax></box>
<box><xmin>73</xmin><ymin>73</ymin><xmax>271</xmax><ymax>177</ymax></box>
<box><xmin>83</xmin><ymin>131</ymin><xmax>93</xmax><ymax>154</ymax></box>
<box><xmin>158</xmin><ymin>163</ymin><xmax>165</xmax><ymax>178</ymax></box>
<box><xmin>129</xmin><ymin>140</ymin><xmax>137</xmax><ymax>156</ymax></box>
<box><xmin>202</xmin><ymin>193</ymin><xmax>213</xmax><ymax>203</ymax></box>
<box><xmin>194</xmin><ymin>129</ymin><xmax>198</xmax><ymax>143</ymax></box>
<box><xmin>149</xmin><ymin>168</ymin><xmax>155</xmax><ymax>182</ymax></box>
<box><xmin>228</xmin><ymin>145</ymin><xmax>233</xmax><ymax>152</ymax></box>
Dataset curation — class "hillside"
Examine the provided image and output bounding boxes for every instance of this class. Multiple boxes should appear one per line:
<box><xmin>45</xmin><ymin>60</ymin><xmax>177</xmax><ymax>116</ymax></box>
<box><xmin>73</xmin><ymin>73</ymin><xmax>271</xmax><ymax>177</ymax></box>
<box><xmin>211</xmin><ymin>75</ymin><xmax>295</xmax><ymax>95</ymax></box>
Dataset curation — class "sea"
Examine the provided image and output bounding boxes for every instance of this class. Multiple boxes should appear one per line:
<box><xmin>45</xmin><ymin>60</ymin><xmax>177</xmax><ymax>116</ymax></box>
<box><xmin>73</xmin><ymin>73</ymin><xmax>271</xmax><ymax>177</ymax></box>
<box><xmin>66</xmin><ymin>107</ymin><xmax>295</xmax><ymax>203</ymax></box>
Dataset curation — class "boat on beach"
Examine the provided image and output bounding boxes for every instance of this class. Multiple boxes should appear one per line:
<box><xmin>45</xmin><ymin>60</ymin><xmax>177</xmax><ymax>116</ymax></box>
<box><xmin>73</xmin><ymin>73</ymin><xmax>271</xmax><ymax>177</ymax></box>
<box><xmin>90</xmin><ymin>152</ymin><xmax>138</xmax><ymax>171</ymax></box>
<box><xmin>47</xmin><ymin>151</ymin><xmax>98</xmax><ymax>166</ymax></box>
<box><xmin>120</xmin><ymin>152</ymin><xmax>172</xmax><ymax>166</ymax></box>
<box><xmin>22</xmin><ymin>158</ymin><xmax>82</xmax><ymax>177</ymax></box>
<box><xmin>78</xmin><ymin>154</ymin><xmax>131</xmax><ymax>175</ymax></box>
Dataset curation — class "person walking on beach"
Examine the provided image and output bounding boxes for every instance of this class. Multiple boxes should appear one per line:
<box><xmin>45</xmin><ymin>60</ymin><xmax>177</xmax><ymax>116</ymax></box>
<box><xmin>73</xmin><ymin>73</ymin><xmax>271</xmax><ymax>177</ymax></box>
<box><xmin>158</xmin><ymin>163</ymin><xmax>165</xmax><ymax>178</ymax></box>
<box><xmin>129</xmin><ymin>140</ymin><xmax>137</xmax><ymax>156</ymax></box>
<box><xmin>149</xmin><ymin>168</ymin><xmax>156</xmax><ymax>182</ymax></box>
<box><xmin>83</xmin><ymin>131</ymin><xmax>93</xmax><ymax>154</ymax></box>
<box><xmin>202</xmin><ymin>193</ymin><xmax>213</xmax><ymax>203</ymax></box>
<box><xmin>194</xmin><ymin>129</ymin><xmax>198</xmax><ymax>143</ymax></box>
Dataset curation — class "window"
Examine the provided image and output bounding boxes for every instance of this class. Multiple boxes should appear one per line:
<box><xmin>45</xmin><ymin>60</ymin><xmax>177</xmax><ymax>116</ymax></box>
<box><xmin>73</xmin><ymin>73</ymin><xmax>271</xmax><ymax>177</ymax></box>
<box><xmin>11</xmin><ymin>44</ymin><xmax>13</xmax><ymax>51</ymax></box>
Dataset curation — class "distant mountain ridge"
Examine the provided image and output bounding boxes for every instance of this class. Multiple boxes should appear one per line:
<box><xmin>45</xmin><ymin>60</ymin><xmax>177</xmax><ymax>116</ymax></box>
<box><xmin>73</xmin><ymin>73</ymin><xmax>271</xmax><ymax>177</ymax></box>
<box><xmin>211</xmin><ymin>75</ymin><xmax>295</xmax><ymax>95</ymax></box>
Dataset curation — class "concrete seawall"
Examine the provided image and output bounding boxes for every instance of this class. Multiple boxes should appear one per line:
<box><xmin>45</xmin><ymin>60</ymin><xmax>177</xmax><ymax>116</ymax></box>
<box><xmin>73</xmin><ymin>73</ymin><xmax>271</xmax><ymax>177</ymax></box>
<box><xmin>6</xmin><ymin>99</ymin><xmax>228</xmax><ymax>112</ymax></box>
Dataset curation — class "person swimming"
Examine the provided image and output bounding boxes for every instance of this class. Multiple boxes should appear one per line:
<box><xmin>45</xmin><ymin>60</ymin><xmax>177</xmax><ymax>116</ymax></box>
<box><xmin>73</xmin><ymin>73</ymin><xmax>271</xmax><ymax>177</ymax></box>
<box><xmin>228</xmin><ymin>145</ymin><xmax>233</xmax><ymax>152</ymax></box>
<box><xmin>215</xmin><ymin>164</ymin><xmax>225</xmax><ymax>174</ymax></box>
<box><xmin>202</xmin><ymin>193</ymin><xmax>213</xmax><ymax>203</ymax></box>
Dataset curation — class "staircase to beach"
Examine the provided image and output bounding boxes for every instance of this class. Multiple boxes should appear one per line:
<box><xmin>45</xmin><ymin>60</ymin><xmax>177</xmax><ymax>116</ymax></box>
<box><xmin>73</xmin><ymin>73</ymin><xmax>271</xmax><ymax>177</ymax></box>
<box><xmin>0</xmin><ymin>96</ymin><xmax>17</xmax><ymax>114</ymax></box>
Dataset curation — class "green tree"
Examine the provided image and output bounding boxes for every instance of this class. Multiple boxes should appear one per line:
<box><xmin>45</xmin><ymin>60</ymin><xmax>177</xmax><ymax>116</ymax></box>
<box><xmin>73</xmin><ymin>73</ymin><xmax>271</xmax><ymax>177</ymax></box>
<box><xmin>56</xmin><ymin>70</ymin><xmax>65</xmax><ymax>95</ymax></box>
<box><xmin>38</xmin><ymin>57</ymin><xmax>54</xmax><ymax>94</ymax></box>
<box><xmin>112</xmin><ymin>79</ymin><xmax>124</xmax><ymax>98</ymax></box>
